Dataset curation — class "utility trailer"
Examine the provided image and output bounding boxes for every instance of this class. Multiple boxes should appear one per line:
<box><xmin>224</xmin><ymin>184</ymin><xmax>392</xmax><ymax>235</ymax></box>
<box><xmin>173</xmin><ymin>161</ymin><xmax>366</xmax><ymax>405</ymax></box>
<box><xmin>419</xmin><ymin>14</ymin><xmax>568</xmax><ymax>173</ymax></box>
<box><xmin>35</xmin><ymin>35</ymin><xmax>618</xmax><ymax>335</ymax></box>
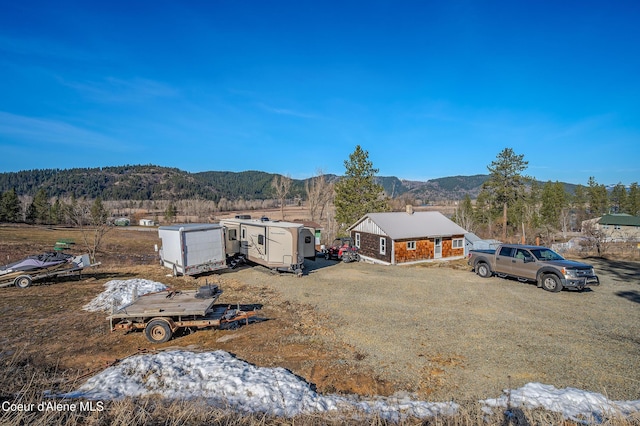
<box><xmin>108</xmin><ymin>284</ymin><xmax>260</xmax><ymax>343</ymax></box>
<box><xmin>0</xmin><ymin>253</ymin><xmax>99</xmax><ymax>289</ymax></box>
<box><xmin>158</xmin><ymin>224</ymin><xmax>228</xmax><ymax>276</ymax></box>
<box><xmin>219</xmin><ymin>217</ymin><xmax>316</xmax><ymax>276</ymax></box>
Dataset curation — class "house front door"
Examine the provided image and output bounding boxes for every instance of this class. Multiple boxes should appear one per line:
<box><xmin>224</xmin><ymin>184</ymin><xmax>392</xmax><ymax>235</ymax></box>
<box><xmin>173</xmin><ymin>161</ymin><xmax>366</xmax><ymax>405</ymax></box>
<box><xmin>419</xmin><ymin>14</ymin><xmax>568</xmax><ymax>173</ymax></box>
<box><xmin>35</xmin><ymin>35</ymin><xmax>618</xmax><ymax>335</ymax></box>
<box><xmin>434</xmin><ymin>237</ymin><xmax>442</xmax><ymax>258</ymax></box>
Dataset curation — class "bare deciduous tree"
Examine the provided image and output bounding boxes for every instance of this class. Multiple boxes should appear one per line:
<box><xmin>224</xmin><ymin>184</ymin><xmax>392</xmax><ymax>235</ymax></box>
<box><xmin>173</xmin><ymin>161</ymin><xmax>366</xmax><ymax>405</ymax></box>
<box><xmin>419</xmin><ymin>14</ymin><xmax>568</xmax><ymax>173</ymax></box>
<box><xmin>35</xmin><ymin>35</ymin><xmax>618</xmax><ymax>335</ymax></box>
<box><xmin>305</xmin><ymin>170</ymin><xmax>334</xmax><ymax>222</ymax></box>
<box><xmin>68</xmin><ymin>197</ymin><xmax>113</xmax><ymax>263</ymax></box>
<box><xmin>272</xmin><ymin>174</ymin><xmax>292</xmax><ymax>220</ymax></box>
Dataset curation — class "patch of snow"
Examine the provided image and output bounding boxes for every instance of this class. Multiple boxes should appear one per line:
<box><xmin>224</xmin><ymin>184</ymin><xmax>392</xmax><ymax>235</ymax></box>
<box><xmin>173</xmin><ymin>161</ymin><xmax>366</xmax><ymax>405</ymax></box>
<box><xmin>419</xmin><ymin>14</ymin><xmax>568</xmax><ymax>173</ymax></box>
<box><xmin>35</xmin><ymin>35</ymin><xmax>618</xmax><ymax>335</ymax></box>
<box><xmin>481</xmin><ymin>382</ymin><xmax>640</xmax><ymax>423</ymax></box>
<box><xmin>82</xmin><ymin>279</ymin><xmax>168</xmax><ymax>312</ymax></box>
<box><xmin>58</xmin><ymin>350</ymin><xmax>640</xmax><ymax>422</ymax></box>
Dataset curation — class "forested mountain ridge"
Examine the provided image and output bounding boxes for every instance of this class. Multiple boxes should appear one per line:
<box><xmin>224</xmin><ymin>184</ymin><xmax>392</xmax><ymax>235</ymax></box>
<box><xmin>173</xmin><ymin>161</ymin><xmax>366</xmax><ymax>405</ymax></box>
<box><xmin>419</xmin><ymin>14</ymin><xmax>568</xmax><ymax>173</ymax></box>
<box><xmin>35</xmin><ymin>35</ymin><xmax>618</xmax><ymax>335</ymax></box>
<box><xmin>0</xmin><ymin>164</ymin><xmax>570</xmax><ymax>202</ymax></box>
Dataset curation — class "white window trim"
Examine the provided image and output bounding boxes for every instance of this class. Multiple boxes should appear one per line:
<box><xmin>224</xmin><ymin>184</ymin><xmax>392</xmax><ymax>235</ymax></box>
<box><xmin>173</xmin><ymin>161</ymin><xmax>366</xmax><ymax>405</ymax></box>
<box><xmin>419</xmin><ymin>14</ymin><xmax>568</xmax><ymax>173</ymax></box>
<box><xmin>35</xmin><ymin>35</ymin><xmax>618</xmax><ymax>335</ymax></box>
<box><xmin>355</xmin><ymin>233</ymin><xmax>361</xmax><ymax>248</ymax></box>
<box><xmin>407</xmin><ymin>241</ymin><xmax>416</xmax><ymax>250</ymax></box>
<box><xmin>380</xmin><ymin>237</ymin><xmax>386</xmax><ymax>255</ymax></box>
<box><xmin>452</xmin><ymin>238</ymin><xmax>464</xmax><ymax>249</ymax></box>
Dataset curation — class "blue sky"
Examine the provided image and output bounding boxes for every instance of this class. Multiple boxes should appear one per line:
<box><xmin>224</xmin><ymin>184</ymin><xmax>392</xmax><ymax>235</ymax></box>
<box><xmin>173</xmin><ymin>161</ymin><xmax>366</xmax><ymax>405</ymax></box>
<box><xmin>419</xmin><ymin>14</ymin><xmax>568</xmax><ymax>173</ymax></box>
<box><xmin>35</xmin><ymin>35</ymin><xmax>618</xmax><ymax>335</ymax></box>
<box><xmin>0</xmin><ymin>1</ymin><xmax>638</xmax><ymax>186</ymax></box>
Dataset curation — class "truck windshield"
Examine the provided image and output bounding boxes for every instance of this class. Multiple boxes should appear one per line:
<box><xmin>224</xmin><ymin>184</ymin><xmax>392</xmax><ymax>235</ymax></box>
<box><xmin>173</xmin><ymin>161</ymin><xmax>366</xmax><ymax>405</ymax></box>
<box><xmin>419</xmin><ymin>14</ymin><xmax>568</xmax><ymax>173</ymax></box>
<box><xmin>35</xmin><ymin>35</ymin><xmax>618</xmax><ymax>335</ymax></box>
<box><xmin>529</xmin><ymin>248</ymin><xmax>564</xmax><ymax>261</ymax></box>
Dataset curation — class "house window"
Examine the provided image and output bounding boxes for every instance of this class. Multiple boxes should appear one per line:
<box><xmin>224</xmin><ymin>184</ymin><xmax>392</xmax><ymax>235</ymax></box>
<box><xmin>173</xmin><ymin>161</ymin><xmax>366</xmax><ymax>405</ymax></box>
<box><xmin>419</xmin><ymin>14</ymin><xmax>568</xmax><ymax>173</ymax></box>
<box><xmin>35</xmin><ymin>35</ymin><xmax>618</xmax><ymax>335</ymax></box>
<box><xmin>452</xmin><ymin>238</ymin><xmax>464</xmax><ymax>249</ymax></box>
<box><xmin>614</xmin><ymin>225</ymin><xmax>621</xmax><ymax>230</ymax></box>
<box><xmin>355</xmin><ymin>233</ymin><xmax>361</xmax><ymax>248</ymax></box>
<box><xmin>407</xmin><ymin>241</ymin><xmax>416</xmax><ymax>250</ymax></box>
<box><xmin>380</xmin><ymin>237</ymin><xmax>386</xmax><ymax>255</ymax></box>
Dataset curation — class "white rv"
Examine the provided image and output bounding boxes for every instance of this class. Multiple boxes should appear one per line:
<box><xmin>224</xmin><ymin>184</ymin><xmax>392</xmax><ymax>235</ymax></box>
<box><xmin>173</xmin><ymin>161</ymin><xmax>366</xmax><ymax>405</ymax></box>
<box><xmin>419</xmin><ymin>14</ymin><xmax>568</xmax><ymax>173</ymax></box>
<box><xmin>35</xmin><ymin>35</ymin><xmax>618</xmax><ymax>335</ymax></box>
<box><xmin>219</xmin><ymin>217</ymin><xmax>315</xmax><ymax>276</ymax></box>
<box><xmin>158</xmin><ymin>224</ymin><xmax>227</xmax><ymax>276</ymax></box>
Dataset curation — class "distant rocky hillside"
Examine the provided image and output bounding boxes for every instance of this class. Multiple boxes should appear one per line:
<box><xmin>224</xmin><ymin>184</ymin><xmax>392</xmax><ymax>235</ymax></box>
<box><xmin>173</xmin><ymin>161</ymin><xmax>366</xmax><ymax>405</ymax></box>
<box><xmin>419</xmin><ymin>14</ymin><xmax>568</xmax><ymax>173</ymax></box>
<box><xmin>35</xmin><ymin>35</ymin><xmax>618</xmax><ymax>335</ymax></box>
<box><xmin>0</xmin><ymin>165</ymin><xmax>493</xmax><ymax>202</ymax></box>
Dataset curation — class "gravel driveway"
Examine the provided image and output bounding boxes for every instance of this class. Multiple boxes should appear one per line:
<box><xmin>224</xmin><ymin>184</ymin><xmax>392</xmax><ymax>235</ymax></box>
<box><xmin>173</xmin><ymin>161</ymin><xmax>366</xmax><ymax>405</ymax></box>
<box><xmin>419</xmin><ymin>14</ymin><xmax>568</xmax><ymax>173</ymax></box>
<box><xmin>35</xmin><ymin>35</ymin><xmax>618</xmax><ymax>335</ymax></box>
<box><xmin>232</xmin><ymin>256</ymin><xmax>640</xmax><ymax>401</ymax></box>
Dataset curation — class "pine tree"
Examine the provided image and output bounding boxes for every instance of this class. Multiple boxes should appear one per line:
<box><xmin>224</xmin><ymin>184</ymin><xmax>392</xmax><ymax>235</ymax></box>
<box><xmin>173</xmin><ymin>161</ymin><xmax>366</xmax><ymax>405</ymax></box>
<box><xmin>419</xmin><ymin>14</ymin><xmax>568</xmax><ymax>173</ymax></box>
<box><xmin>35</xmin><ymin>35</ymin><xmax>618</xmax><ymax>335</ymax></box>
<box><xmin>1</xmin><ymin>189</ymin><xmax>21</xmax><ymax>222</ymax></box>
<box><xmin>625</xmin><ymin>183</ymin><xmax>640</xmax><ymax>216</ymax></box>
<box><xmin>334</xmin><ymin>145</ymin><xmax>389</xmax><ymax>233</ymax></box>
<box><xmin>480</xmin><ymin>148</ymin><xmax>529</xmax><ymax>241</ymax></box>
<box><xmin>587</xmin><ymin>177</ymin><xmax>608</xmax><ymax>216</ymax></box>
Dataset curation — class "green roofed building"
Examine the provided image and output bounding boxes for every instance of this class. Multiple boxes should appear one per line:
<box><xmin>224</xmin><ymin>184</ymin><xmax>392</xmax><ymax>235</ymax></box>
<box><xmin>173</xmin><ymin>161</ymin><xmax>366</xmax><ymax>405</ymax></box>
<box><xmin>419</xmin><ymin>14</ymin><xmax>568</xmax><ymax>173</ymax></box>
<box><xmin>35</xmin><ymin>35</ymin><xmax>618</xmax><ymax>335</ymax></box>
<box><xmin>581</xmin><ymin>214</ymin><xmax>640</xmax><ymax>242</ymax></box>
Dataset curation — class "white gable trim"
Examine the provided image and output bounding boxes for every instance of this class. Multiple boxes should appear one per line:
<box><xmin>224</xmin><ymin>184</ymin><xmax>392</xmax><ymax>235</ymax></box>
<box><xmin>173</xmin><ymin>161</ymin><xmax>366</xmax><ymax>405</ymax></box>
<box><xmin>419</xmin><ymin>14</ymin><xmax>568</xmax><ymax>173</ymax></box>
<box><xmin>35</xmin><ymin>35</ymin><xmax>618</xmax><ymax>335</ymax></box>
<box><xmin>351</xmin><ymin>216</ymin><xmax>388</xmax><ymax>236</ymax></box>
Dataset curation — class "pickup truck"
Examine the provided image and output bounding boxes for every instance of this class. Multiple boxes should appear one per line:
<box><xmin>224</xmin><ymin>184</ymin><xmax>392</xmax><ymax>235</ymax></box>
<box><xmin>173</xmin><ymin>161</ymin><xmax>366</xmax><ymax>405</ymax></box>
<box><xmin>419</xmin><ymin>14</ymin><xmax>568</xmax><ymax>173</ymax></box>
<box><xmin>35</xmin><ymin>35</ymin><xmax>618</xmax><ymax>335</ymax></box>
<box><xmin>467</xmin><ymin>244</ymin><xmax>599</xmax><ymax>292</ymax></box>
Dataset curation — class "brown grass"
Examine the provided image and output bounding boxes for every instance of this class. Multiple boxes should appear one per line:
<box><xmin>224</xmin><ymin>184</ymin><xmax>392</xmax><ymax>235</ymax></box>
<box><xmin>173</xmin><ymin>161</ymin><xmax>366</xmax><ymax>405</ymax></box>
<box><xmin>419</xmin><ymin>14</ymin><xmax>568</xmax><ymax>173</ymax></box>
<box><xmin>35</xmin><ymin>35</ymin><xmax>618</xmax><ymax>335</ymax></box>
<box><xmin>1</xmin><ymin>224</ymin><xmax>638</xmax><ymax>425</ymax></box>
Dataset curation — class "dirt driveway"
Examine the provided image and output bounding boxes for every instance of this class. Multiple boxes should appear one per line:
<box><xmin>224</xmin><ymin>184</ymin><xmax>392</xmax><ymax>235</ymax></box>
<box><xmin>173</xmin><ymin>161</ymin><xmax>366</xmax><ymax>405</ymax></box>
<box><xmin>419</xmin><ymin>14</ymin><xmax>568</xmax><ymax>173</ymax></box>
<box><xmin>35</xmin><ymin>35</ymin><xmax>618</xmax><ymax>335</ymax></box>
<box><xmin>231</xmin><ymin>256</ymin><xmax>640</xmax><ymax>401</ymax></box>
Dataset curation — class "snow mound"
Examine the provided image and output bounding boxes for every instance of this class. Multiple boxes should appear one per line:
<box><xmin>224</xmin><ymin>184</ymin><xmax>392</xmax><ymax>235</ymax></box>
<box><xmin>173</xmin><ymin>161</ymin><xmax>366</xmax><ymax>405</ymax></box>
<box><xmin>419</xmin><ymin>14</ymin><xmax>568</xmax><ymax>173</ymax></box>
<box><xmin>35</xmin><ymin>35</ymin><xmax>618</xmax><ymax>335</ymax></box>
<box><xmin>482</xmin><ymin>382</ymin><xmax>640</xmax><ymax>423</ymax></box>
<box><xmin>60</xmin><ymin>350</ymin><xmax>458</xmax><ymax>420</ymax></box>
<box><xmin>83</xmin><ymin>278</ymin><xmax>168</xmax><ymax>312</ymax></box>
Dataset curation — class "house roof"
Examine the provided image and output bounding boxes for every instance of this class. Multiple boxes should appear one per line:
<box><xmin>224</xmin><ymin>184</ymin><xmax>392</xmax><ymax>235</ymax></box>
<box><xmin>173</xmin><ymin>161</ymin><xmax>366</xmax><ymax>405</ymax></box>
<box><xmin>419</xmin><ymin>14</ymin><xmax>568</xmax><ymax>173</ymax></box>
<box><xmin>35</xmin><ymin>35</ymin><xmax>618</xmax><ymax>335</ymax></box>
<box><xmin>598</xmin><ymin>214</ymin><xmax>640</xmax><ymax>226</ymax></box>
<box><xmin>349</xmin><ymin>211</ymin><xmax>468</xmax><ymax>240</ymax></box>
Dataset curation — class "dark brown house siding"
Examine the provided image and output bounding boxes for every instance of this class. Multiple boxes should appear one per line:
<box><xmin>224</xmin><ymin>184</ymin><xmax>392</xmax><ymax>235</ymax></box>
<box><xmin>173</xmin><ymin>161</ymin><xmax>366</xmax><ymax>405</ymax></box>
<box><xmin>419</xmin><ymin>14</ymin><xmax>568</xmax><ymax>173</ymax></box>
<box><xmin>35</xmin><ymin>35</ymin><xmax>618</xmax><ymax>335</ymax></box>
<box><xmin>351</xmin><ymin>231</ymin><xmax>391</xmax><ymax>264</ymax></box>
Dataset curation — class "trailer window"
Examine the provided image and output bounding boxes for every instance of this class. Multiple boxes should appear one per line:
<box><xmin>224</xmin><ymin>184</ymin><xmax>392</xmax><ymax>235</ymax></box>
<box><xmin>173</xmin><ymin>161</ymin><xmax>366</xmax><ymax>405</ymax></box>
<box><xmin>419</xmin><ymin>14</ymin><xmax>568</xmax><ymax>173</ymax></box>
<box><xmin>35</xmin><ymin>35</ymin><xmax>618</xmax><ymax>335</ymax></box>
<box><xmin>305</xmin><ymin>236</ymin><xmax>312</xmax><ymax>244</ymax></box>
<box><xmin>258</xmin><ymin>235</ymin><xmax>264</xmax><ymax>245</ymax></box>
<box><xmin>228</xmin><ymin>229</ymin><xmax>237</xmax><ymax>241</ymax></box>
<box><xmin>241</xmin><ymin>228</ymin><xmax>246</xmax><ymax>239</ymax></box>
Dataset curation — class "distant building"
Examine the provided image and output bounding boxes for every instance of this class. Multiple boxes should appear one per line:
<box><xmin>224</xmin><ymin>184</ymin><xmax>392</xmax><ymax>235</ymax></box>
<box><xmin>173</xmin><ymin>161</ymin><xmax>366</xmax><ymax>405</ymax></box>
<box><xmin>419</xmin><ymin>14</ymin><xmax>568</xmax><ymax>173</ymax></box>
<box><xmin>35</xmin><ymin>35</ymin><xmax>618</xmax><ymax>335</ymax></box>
<box><xmin>114</xmin><ymin>217</ymin><xmax>130</xmax><ymax>226</ymax></box>
<box><xmin>347</xmin><ymin>206</ymin><xmax>468</xmax><ymax>265</ymax></box>
<box><xmin>139</xmin><ymin>219</ymin><xmax>155</xmax><ymax>226</ymax></box>
<box><xmin>581</xmin><ymin>214</ymin><xmax>640</xmax><ymax>241</ymax></box>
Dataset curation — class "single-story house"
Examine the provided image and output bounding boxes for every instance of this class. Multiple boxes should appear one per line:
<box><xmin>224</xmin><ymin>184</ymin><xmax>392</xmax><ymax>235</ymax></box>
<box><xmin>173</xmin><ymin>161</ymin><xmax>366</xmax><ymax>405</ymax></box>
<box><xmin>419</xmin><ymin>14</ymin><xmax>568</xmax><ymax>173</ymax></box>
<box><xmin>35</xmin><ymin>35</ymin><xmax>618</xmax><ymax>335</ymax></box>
<box><xmin>347</xmin><ymin>206</ymin><xmax>468</xmax><ymax>265</ymax></box>
<box><xmin>139</xmin><ymin>219</ymin><xmax>155</xmax><ymax>227</ymax></box>
<box><xmin>581</xmin><ymin>214</ymin><xmax>640</xmax><ymax>242</ymax></box>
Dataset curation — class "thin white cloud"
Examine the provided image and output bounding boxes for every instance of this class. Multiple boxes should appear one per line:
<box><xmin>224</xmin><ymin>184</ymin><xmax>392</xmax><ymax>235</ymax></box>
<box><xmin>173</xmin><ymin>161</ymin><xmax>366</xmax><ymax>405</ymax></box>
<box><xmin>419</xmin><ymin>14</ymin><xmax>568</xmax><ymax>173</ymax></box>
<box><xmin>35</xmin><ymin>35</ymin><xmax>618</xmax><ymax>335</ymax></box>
<box><xmin>0</xmin><ymin>111</ymin><xmax>128</xmax><ymax>150</ymax></box>
<box><xmin>61</xmin><ymin>77</ymin><xmax>179</xmax><ymax>103</ymax></box>
<box><xmin>256</xmin><ymin>103</ymin><xmax>319</xmax><ymax>119</ymax></box>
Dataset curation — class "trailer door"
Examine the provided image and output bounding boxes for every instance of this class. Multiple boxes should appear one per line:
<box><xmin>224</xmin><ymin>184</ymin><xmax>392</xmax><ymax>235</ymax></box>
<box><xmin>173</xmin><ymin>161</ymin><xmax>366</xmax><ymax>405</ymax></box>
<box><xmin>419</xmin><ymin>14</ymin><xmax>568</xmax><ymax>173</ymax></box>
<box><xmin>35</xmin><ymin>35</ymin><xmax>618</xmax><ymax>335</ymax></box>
<box><xmin>267</xmin><ymin>227</ymin><xmax>293</xmax><ymax>265</ymax></box>
<box><xmin>183</xmin><ymin>229</ymin><xmax>224</xmax><ymax>269</ymax></box>
<box><xmin>241</xmin><ymin>224</ymin><xmax>267</xmax><ymax>262</ymax></box>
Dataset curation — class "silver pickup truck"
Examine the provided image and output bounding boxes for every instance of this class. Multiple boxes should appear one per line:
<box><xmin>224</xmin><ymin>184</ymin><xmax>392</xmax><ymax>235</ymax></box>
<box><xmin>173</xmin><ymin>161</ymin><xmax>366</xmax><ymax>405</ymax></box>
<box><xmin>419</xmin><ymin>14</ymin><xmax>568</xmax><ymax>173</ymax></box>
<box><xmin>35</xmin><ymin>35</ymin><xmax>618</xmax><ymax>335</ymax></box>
<box><xmin>467</xmin><ymin>244</ymin><xmax>600</xmax><ymax>292</ymax></box>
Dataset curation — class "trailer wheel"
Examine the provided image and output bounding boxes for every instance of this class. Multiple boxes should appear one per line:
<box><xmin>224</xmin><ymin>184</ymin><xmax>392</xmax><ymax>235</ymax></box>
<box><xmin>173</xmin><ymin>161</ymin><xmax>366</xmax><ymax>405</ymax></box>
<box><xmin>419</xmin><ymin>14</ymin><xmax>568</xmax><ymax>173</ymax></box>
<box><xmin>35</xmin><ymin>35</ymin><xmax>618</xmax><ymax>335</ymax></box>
<box><xmin>145</xmin><ymin>319</ymin><xmax>173</xmax><ymax>343</ymax></box>
<box><xmin>14</xmin><ymin>275</ymin><xmax>32</xmax><ymax>289</ymax></box>
<box><xmin>476</xmin><ymin>262</ymin><xmax>492</xmax><ymax>278</ymax></box>
<box><xmin>541</xmin><ymin>274</ymin><xmax>563</xmax><ymax>293</ymax></box>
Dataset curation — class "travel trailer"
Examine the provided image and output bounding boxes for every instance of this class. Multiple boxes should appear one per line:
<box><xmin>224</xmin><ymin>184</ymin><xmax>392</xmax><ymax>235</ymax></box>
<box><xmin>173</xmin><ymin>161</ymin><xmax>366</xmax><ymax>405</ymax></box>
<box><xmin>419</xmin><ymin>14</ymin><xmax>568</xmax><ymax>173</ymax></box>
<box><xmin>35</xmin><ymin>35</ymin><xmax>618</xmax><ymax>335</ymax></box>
<box><xmin>219</xmin><ymin>217</ymin><xmax>315</xmax><ymax>276</ymax></box>
<box><xmin>158</xmin><ymin>224</ymin><xmax>227</xmax><ymax>276</ymax></box>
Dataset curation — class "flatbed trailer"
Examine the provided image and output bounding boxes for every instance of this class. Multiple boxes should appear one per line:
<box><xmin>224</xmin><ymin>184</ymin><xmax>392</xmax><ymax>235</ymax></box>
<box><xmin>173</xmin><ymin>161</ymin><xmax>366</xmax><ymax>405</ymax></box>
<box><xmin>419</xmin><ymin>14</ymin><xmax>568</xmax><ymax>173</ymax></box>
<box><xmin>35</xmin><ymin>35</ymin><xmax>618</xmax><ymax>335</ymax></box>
<box><xmin>108</xmin><ymin>284</ymin><xmax>260</xmax><ymax>343</ymax></box>
<box><xmin>0</xmin><ymin>254</ymin><xmax>100</xmax><ymax>289</ymax></box>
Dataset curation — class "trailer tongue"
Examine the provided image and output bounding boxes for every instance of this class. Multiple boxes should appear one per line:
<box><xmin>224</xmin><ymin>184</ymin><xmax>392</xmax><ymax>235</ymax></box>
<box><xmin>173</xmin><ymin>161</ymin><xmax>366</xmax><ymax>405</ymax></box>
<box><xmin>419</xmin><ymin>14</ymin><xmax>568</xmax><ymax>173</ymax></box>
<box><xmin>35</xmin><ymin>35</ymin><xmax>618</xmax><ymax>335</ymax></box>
<box><xmin>108</xmin><ymin>284</ymin><xmax>260</xmax><ymax>343</ymax></box>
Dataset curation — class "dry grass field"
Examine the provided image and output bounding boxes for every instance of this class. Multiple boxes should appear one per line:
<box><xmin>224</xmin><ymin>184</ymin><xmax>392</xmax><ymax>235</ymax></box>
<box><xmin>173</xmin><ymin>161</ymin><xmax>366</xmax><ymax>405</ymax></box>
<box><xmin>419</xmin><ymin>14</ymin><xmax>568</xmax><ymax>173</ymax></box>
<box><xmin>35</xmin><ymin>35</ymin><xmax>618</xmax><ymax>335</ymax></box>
<box><xmin>0</xmin><ymin>223</ymin><xmax>639</xmax><ymax>424</ymax></box>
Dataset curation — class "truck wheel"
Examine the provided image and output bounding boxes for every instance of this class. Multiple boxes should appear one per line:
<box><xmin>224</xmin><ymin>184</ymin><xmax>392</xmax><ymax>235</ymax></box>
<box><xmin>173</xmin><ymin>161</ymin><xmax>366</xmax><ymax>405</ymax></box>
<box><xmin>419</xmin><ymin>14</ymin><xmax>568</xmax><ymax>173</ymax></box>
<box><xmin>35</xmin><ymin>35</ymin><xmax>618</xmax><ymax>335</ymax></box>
<box><xmin>476</xmin><ymin>263</ymin><xmax>492</xmax><ymax>278</ymax></box>
<box><xmin>14</xmin><ymin>275</ymin><xmax>32</xmax><ymax>289</ymax></box>
<box><xmin>145</xmin><ymin>320</ymin><xmax>173</xmax><ymax>343</ymax></box>
<box><xmin>541</xmin><ymin>274</ymin><xmax>563</xmax><ymax>292</ymax></box>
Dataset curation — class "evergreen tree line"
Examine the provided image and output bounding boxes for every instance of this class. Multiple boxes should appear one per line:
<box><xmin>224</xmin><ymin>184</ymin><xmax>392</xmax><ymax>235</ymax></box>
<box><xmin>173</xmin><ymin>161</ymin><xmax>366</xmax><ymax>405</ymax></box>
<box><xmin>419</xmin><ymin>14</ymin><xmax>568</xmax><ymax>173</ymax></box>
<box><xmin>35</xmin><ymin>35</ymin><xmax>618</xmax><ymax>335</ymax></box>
<box><xmin>453</xmin><ymin>149</ymin><xmax>640</xmax><ymax>241</ymax></box>
<box><xmin>0</xmin><ymin>166</ymin><xmax>308</xmax><ymax>202</ymax></box>
<box><xmin>0</xmin><ymin>188</ymin><xmax>110</xmax><ymax>226</ymax></box>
